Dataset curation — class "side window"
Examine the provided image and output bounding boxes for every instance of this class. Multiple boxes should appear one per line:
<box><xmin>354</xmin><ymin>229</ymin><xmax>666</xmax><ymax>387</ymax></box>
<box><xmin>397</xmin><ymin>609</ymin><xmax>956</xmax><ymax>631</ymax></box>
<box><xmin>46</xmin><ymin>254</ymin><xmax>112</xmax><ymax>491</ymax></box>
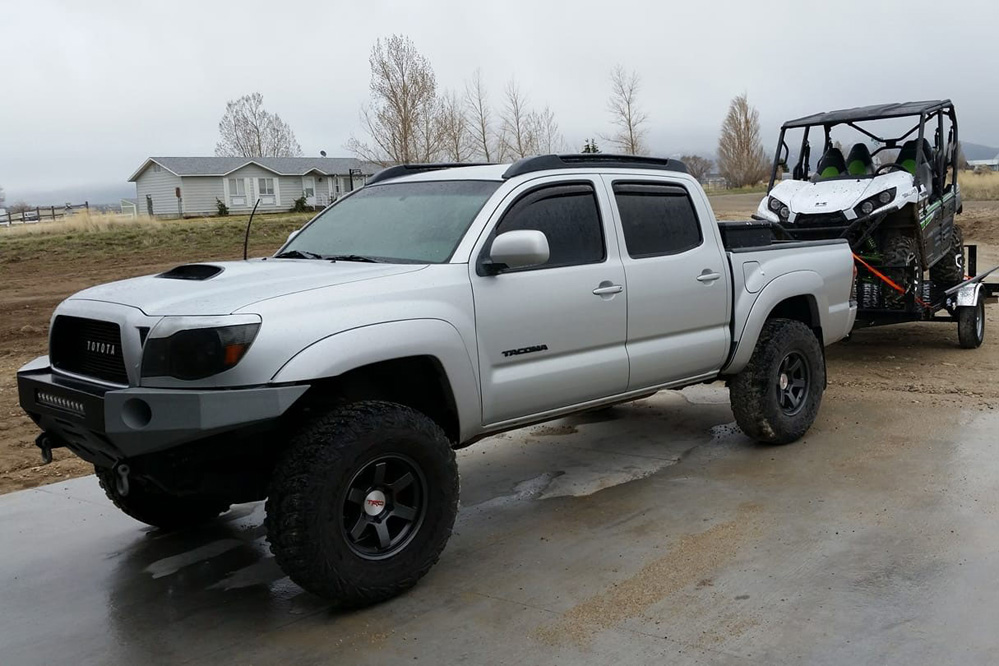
<box><xmin>613</xmin><ymin>182</ymin><xmax>703</xmax><ymax>258</ymax></box>
<box><xmin>492</xmin><ymin>183</ymin><xmax>605</xmax><ymax>270</ymax></box>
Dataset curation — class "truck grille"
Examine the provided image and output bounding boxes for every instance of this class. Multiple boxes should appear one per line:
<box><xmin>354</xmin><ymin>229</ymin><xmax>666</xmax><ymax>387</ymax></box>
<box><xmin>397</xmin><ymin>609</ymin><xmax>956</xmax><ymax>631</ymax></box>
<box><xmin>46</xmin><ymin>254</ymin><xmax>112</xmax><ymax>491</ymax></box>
<box><xmin>50</xmin><ymin>316</ymin><xmax>128</xmax><ymax>385</ymax></box>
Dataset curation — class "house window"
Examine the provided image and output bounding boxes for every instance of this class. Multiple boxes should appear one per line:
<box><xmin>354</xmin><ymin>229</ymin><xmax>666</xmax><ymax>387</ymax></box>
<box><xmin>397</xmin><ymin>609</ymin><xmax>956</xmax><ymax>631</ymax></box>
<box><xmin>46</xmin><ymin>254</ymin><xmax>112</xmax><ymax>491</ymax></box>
<box><xmin>229</xmin><ymin>178</ymin><xmax>245</xmax><ymax>196</ymax></box>
<box><xmin>258</xmin><ymin>178</ymin><xmax>275</xmax><ymax>196</ymax></box>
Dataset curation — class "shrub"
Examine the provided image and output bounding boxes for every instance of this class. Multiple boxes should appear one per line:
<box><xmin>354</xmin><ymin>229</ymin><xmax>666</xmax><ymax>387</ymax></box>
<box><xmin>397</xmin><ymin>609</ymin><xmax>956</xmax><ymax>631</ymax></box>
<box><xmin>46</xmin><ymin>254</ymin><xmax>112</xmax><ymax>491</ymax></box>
<box><xmin>215</xmin><ymin>198</ymin><xmax>229</xmax><ymax>216</ymax></box>
<box><xmin>292</xmin><ymin>196</ymin><xmax>309</xmax><ymax>213</ymax></box>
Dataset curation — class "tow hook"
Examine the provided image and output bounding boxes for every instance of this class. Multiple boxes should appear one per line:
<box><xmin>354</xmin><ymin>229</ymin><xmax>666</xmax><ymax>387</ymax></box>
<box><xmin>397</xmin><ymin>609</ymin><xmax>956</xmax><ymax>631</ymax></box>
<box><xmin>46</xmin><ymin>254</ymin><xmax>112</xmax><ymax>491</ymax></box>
<box><xmin>35</xmin><ymin>434</ymin><xmax>53</xmax><ymax>465</ymax></box>
<box><xmin>114</xmin><ymin>463</ymin><xmax>131</xmax><ymax>497</ymax></box>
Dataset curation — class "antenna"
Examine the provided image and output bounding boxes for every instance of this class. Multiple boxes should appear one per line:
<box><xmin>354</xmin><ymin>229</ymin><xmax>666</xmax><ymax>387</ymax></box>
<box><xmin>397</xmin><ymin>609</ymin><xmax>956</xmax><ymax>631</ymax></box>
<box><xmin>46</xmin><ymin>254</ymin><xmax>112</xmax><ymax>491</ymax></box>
<box><xmin>243</xmin><ymin>199</ymin><xmax>261</xmax><ymax>260</ymax></box>
<box><xmin>320</xmin><ymin>150</ymin><xmax>327</xmax><ymax>157</ymax></box>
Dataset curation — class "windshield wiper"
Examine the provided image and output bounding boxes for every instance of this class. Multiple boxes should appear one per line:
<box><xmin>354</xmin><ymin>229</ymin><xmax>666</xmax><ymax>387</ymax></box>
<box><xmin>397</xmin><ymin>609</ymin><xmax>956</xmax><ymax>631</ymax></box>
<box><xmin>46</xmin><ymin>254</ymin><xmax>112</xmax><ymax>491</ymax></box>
<box><xmin>325</xmin><ymin>254</ymin><xmax>382</xmax><ymax>263</ymax></box>
<box><xmin>274</xmin><ymin>249</ymin><xmax>324</xmax><ymax>260</ymax></box>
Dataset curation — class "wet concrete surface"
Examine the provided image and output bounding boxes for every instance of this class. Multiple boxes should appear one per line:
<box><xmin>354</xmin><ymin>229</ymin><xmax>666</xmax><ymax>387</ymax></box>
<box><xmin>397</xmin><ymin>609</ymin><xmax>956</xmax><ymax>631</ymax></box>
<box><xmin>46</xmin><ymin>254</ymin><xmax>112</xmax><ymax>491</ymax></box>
<box><xmin>3</xmin><ymin>385</ymin><xmax>999</xmax><ymax>665</ymax></box>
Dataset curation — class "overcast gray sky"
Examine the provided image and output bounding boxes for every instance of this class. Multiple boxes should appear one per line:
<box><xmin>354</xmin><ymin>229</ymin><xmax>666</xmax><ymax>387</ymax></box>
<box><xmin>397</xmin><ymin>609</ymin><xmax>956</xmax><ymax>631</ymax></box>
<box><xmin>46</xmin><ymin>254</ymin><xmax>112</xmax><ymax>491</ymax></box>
<box><xmin>1</xmin><ymin>0</ymin><xmax>997</xmax><ymax>202</ymax></box>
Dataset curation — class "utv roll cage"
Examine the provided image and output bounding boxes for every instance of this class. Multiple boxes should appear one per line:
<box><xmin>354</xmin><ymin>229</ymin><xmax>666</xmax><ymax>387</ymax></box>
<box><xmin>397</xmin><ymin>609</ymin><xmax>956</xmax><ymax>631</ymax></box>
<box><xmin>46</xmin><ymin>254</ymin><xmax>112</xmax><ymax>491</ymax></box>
<box><xmin>767</xmin><ymin>100</ymin><xmax>959</xmax><ymax>197</ymax></box>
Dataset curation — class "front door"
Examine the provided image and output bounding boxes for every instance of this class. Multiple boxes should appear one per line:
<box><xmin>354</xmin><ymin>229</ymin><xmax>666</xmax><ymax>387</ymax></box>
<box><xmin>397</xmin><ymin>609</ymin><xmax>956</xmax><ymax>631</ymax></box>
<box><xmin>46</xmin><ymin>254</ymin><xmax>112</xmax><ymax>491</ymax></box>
<box><xmin>302</xmin><ymin>176</ymin><xmax>316</xmax><ymax>206</ymax></box>
<box><xmin>605</xmin><ymin>177</ymin><xmax>731</xmax><ymax>388</ymax></box>
<box><xmin>471</xmin><ymin>178</ymin><xmax>629</xmax><ymax>425</ymax></box>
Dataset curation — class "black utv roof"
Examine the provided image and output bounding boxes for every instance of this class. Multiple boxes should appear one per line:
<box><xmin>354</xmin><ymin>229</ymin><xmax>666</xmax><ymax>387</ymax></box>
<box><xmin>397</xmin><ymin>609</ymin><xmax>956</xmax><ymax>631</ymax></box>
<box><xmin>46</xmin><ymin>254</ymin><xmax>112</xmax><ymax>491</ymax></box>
<box><xmin>783</xmin><ymin>100</ymin><xmax>953</xmax><ymax>129</ymax></box>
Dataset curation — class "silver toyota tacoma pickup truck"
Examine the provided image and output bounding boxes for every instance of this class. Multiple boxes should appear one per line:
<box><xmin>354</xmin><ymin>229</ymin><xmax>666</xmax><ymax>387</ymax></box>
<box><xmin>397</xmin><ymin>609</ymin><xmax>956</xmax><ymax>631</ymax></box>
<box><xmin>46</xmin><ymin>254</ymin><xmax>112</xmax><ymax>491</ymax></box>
<box><xmin>17</xmin><ymin>154</ymin><xmax>856</xmax><ymax>605</ymax></box>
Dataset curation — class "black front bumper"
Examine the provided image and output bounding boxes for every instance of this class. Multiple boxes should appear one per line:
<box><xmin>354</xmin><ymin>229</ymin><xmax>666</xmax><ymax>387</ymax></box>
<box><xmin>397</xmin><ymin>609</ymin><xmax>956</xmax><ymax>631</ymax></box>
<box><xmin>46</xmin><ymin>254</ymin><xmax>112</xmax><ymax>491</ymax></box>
<box><xmin>17</xmin><ymin>361</ymin><xmax>309</xmax><ymax>466</ymax></box>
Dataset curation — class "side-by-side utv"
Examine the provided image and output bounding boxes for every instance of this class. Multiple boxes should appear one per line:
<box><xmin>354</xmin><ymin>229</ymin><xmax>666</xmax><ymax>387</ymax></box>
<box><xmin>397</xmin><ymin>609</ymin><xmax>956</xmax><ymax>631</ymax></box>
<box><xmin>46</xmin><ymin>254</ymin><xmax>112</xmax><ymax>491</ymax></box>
<box><xmin>753</xmin><ymin>100</ymin><xmax>997</xmax><ymax>347</ymax></box>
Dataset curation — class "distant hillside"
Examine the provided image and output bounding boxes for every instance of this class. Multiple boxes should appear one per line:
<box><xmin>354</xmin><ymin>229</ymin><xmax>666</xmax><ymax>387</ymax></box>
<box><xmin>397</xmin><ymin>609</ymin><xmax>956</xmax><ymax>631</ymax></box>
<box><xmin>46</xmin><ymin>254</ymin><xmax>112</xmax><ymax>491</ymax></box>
<box><xmin>962</xmin><ymin>142</ymin><xmax>999</xmax><ymax>161</ymax></box>
<box><xmin>3</xmin><ymin>183</ymin><xmax>133</xmax><ymax>208</ymax></box>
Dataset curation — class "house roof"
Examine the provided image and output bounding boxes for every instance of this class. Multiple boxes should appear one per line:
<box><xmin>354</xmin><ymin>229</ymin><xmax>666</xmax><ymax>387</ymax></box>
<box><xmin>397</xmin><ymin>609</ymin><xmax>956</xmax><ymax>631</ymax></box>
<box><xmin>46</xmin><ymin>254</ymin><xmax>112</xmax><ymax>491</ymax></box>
<box><xmin>783</xmin><ymin>100</ymin><xmax>953</xmax><ymax>129</ymax></box>
<box><xmin>129</xmin><ymin>157</ymin><xmax>378</xmax><ymax>181</ymax></box>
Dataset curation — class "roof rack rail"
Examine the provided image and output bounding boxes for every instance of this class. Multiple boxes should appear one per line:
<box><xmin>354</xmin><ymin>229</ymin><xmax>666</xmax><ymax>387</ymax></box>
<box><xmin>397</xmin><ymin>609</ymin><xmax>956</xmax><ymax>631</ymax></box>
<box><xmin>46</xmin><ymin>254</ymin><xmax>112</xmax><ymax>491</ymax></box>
<box><xmin>366</xmin><ymin>162</ymin><xmax>495</xmax><ymax>185</ymax></box>
<box><xmin>502</xmin><ymin>154</ymin><xmax>688</xmax><ymax>179</ymax></box>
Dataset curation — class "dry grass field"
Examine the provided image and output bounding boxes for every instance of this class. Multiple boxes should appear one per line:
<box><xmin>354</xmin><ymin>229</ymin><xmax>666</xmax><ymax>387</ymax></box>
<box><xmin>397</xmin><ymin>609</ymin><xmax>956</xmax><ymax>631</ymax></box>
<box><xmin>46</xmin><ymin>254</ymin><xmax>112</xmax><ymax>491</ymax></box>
<box><xmin>959</xmin><ymin>170</ymin><xmax>999</xmax><ymax>200</ymax></box>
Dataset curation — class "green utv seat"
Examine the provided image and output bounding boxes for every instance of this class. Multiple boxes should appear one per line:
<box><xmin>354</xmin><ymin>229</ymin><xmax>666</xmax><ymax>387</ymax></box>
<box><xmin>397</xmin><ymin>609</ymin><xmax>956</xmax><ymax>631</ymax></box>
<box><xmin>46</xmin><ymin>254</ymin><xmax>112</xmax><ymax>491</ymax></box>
<box><xmin>846</xmin><ymin>143</ymin><xmax>874</xmax><ymax>176</ymax></box>
<box><xmin>816</xmin><ymin>147</ymin><xmax>846</xmax><ymax>179</ymax></box>
<box><xmin>896</xmin><ymin>140</ymin><xmax>936</xmax><ymax>196</ymax></box>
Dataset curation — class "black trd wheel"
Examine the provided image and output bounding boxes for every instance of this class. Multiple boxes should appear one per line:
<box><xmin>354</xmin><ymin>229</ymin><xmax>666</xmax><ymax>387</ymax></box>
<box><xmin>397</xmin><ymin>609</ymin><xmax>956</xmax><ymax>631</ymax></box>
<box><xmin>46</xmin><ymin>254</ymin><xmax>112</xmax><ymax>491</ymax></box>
<box><xmin>729</xmin><ymin>318</ymin><xmax>825</xmax><ymax>445</ymax></box>
<box><xmin>930</xmin><ymin>225</ymin><xmax>965</xmax><ymax>289</ymax></box>
<box><xmin>95</xmin><ymin>467</ymin><xmax>231</xmax><ymax>530</ymax></box>
<box><xmin>265</xmin><ymin>401</ymin><xmax>458</xmax><ymax>606</ymax></box>
<box><xmin>882</xmin><ymin>234</ymin><xmax>922</xmax><ymax>309</ymax></box>
<box><xmin>958</xmin><ymin>296</ymin><xmax>985</xmax><ymax>349</ymax></box>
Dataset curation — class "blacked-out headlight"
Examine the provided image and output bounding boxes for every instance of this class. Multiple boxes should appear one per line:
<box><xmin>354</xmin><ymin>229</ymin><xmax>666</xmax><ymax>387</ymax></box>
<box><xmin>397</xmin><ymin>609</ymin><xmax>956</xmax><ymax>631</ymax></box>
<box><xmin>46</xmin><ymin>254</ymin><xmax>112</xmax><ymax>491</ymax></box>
<box><xmin>141</xmin><ymin>319</ymin><xmax>260</xmax><ymax>380</ymax></box>
<box><xmin>853</xmin><ymin>188</ymin><xmax>897</xmax><ymax>218</ymax></box>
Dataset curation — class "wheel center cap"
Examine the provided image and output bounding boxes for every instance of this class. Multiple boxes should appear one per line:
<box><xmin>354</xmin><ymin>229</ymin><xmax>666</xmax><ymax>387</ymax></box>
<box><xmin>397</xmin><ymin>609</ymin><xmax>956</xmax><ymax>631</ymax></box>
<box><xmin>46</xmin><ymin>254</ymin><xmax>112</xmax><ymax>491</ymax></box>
<box><xmin>364</xmin><ymin>489</ymin><xmax>387</xmax><ymax>516</ymax></box>
<box><xmin>779</xmin><ymin>373</ymin><xmax>789</xmax><ymax>390</ymax></box>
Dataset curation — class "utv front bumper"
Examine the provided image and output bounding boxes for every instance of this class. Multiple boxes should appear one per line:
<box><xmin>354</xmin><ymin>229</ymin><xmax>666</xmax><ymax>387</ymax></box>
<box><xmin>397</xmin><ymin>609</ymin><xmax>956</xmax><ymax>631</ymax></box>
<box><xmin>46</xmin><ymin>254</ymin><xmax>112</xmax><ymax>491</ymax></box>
<box><xmin>17</xmin><ymin>357</ymin><xmax>308</xmax><ymax>466</ymax></box>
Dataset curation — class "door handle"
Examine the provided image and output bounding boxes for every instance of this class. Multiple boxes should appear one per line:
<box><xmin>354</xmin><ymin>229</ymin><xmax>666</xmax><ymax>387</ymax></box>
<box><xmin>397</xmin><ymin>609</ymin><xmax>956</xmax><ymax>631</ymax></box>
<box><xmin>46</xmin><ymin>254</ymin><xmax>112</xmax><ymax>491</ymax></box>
<box><xmin>696</xmin><ymin>271</ymin><xmax>722</xmax><ymax>283</ymax></box>
<box><xmin>592</xmin><ymin>284</ymin><xmax>624</xmax><ymax>295</ymax></box>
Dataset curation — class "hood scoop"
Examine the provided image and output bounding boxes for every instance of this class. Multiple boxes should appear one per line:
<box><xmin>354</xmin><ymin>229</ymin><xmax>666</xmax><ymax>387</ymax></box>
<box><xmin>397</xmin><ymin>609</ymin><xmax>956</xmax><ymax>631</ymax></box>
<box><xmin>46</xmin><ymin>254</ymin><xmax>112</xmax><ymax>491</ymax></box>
<box><xmin>156</xmin><ymin>264</ymin><xmax>225</xmax><ymax>281</ymax></box>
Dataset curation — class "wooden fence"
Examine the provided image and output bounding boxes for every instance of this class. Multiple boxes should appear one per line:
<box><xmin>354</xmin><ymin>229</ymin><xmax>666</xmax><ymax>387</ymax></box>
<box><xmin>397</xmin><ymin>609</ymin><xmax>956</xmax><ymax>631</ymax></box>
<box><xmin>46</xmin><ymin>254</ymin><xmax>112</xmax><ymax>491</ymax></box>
<box><xmin>1</xmin><ymin>202</ymin><xmax>89</xmax><ymax>226</ymax></box>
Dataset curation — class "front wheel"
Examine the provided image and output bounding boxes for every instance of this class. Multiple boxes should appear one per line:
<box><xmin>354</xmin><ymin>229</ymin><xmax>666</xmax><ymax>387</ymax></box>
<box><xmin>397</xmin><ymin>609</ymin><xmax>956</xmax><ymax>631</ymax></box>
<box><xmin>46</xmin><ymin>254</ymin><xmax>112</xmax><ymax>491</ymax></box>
<box><xmin>265</xmin><ymin>401</ymin><xmax>459</xmax><ymax>606</ymax></box>
<box><xmin>958</xmin><ymin>296</ymin><xmax>985</xmax><ymax>349</ymax></box>
<box><xmin>95</xmin><ymin>467</ymin><xmax>231</xmax><ymax>529</ymax></box>
<box><xmin>729</xmin><ymin>318</ymin><xmax>826</xmax><ymax>445</ymax></box>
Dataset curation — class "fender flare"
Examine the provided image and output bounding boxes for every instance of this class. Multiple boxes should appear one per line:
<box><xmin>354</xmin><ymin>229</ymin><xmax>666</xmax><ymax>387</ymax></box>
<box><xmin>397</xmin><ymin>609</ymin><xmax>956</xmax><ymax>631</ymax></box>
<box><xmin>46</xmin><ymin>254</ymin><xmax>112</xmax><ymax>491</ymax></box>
<box><xmin>722</xmin><ymin>271</ymin><xmax>828</xmax><ymax>375</ymax></box>
<box><xmin>271</xmin><ymin>319</ymin><xmax>481</xmax><ymax>440</ymax></box>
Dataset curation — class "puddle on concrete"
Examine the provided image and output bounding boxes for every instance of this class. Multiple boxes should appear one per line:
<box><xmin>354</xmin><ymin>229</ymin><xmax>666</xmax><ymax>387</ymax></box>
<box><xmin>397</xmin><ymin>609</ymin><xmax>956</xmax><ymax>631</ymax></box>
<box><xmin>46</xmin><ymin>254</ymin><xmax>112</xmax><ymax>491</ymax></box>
<box><xmin>145</xmin><ymin>539</ymin><xmax>243</xmax><ymax>579</ymax></box>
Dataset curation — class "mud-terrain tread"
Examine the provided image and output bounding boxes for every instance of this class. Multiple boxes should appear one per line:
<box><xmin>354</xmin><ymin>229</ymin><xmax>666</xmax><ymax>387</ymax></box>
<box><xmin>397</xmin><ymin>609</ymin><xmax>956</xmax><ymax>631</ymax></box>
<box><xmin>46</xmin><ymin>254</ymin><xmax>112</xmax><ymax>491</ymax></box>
<box><xmin>95</xmin><ymin>467</ymin><xmax>230</xmax><ymax>529</ymax></box>
<box><xmin>930</xmin><ymin>225</ymin><xmax>965</xmax><ymax>288</ymax></box>
<box><xmin>882</xmin><ymin>234</ymin><xmax>921</xmax><ymax>308</ymax></box>
<box><xmin>729</xmin><ymin>318</ymin><xmax>825</xmax><ymax>445</ymax></box>
<box><xmin>265</xmin><ymin>401</ymin><xmax>458</xmax><ymax>606</ymax></box>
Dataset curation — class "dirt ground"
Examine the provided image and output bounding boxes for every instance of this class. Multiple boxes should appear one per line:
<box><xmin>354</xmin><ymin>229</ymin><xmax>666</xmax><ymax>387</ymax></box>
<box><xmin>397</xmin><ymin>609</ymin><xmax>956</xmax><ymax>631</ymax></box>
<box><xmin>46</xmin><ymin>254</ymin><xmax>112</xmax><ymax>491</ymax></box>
<box><xmin>2</xmin><ymin>197</ymin><xmax>998</xmax><ymax>494</ymax></box>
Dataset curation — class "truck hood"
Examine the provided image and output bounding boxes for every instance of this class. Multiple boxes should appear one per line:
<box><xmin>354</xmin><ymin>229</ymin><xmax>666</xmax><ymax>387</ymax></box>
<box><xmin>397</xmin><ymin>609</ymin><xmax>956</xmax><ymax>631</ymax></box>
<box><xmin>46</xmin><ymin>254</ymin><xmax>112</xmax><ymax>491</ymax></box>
<box><xmin>765</xmin><ymin>171</ymin><xmax>914</xmax><ymax>216</ymax></box>
<box><xmin>69</xmin><ymin>259</ymin><xmax>427</xmax><ymax>316</ymax></box>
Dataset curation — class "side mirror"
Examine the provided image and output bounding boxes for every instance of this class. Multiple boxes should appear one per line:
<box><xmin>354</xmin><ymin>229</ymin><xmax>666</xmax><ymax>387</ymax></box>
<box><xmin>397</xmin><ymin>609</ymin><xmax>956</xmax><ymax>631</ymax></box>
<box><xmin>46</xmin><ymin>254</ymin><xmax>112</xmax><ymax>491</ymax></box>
<box><xmin>286</xmin><ymin>229</ymin><xmax>301</xmax><ymax>243</ymax></box>
<box><xmin>486</xmin><ymin>230</ymin><xmax>550</xmax><ymax>274</ymax></box>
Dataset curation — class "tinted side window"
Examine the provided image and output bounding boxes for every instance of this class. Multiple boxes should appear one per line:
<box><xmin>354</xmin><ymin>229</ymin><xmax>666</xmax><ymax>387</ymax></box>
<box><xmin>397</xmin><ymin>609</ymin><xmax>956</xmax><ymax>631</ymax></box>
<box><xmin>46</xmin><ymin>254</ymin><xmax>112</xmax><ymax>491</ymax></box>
<box><xmin>494</xmin><ymin>184</ymin><xmax>605</xmax><ymax>269</ymax></box>
<box><xmin>614</xmin><ymin>183</ymin><xmax>703</xmax><ymax>258</ymax></box>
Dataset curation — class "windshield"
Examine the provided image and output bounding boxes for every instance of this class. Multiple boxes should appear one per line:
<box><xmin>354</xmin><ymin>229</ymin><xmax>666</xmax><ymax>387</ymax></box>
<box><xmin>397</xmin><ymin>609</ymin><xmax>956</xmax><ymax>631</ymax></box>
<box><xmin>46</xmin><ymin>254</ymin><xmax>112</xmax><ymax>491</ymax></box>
<box><xmin>280</xmin><ymin>180</ymin><xmax>501</xmax><ymax>263</ymax></box>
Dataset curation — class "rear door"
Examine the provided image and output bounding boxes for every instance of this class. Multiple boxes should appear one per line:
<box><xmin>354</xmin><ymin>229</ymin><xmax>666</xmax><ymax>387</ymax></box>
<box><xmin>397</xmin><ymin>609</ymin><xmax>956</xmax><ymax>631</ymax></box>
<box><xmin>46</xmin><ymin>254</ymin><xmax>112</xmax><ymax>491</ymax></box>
<box><xmin>470</xmin><ymin>177</ymin><xmax>628</xmax><ymax>425</ymax></box>
<box><xmin>603</xmin><ymin>177</ymin><xmax>731</xmax><ymax>389</ymax></box>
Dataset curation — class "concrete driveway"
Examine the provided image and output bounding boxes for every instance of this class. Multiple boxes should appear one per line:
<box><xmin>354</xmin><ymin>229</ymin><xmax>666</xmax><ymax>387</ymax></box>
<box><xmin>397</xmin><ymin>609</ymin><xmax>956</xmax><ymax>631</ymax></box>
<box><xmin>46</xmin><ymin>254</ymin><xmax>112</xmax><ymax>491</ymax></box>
<box><xmin>2</xmin><ymin>384</ymin><xmax>997</xmax><ymax>665</ymax></box>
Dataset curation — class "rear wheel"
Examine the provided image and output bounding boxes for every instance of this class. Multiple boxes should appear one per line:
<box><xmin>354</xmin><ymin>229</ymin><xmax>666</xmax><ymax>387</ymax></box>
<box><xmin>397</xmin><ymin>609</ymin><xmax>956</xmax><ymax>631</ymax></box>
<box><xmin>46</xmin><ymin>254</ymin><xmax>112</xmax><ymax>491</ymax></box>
<box><xmin>95</xmin><ymin>466</ymin><xmax>230</xmax><ymax>529</ymax></box>
<box><xmin>930</xmin><ymin>225</ymin><xmax>965</xmax><ymax>288</ymax></box>
<box><xmin>729</xmin><ymin>318</ymin><xmax>825</xmax><ymax>445</ymax></box>
<box><xmin>958</xmin><ymin>296</ymin><xmax>985</xmax><ymax>349</ymax></box>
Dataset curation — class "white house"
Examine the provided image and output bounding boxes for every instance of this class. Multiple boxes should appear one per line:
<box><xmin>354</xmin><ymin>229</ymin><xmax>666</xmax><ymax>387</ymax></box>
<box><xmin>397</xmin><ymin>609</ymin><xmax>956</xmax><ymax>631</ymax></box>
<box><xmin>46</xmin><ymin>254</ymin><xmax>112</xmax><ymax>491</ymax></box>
<box><xmin>128</xmin><ymin>157</ymin><xmax>378</xmax><ymax>217</ymax></box>
<box><xmin>968</xmin><ymin>155</ymin><xmax>999</xmax><ymax>172</ymax></box>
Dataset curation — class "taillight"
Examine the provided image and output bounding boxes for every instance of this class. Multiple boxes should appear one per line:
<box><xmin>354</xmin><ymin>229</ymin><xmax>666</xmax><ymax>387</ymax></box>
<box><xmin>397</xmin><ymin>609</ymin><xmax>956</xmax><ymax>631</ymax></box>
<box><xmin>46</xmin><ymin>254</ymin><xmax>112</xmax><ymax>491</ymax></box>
<box><xmin>850</xmin><ymin>264</ymin><xmax>858</xmax><ymax>304</ymax></box>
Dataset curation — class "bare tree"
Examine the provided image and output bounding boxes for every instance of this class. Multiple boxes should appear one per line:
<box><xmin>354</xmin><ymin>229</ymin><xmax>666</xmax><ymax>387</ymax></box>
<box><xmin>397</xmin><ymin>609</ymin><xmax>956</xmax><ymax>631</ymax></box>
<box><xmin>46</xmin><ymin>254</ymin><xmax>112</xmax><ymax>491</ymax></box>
<box><xmin>439</xmin><ymin>90</ymin><xmax>474</xmax><ymax>162</ymax></box>
<box><xmin>465</xmin><ymin>70</ymin><xmax>502</xmax><ymax>162</ymax></box>
<box><xmin>9</xmin><ymin>201</ymin><xmax>31</xmax><ymax>214</ymax></box>
<box><xmin>0</xmin><ymin>184</ymin><xmax>5</xmax><ymax>208</ymax></box>
<box><xmin>347</xmin><ymin>35</ymin><xmax>442</xmax><ymax>165</ymax></box>
<box><xmin>603</xmin><ymin>66</ymin><xmax>648</xmax><ymax>155</ymax></box>
<box><xmin>527</xmin><ymin>105</ymin><xmax>565</xmax><ymax>154</ymax></box>
<box><xmin>717</xmin><ymin>93</ymin><xmax>769</xmax><ymax>187</ymax></box>
<box><xmin>680</xmin><ymin>155</ymin><xmax>713</xmax><ymax>182</ymax></box>
<box><xmin>215</xmin><ymin>92</ymin><xmax>302</xmax><ymax>157</ymax></box>
<box><xmin>500</xmin><ymin>80</ymin><xmax>536</xmax><ymax>160</ymax></box>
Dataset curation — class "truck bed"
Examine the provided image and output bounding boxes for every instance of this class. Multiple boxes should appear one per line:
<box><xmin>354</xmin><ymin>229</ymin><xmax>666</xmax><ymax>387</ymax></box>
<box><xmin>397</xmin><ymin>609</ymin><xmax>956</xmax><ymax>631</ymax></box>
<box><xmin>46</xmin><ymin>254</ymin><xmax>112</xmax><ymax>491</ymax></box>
<box><xmin>718</xmin><ymin>220</ymin><xmax>847</xmax><ymax>253</ymax></box>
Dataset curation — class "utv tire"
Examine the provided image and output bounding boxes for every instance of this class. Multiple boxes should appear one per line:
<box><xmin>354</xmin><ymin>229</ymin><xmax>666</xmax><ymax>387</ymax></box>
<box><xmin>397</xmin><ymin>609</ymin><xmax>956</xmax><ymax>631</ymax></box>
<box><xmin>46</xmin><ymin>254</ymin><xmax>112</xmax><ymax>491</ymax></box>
<box><xmin>882</xmin><ymin>234</ymin><xmax>922</xmax><ymax>309</ymax></box>
<box><xmin>95</xmin><ymin>467</ymin><xmax>231</xmax><ymax>530</ymax></box>
<box><xmin>930</xmin><ymin>225</ymin><xmax>965</xmax><ymax>288</ymax></box>
<box><xmin>729</xmin><ymin>318</ymin><xmax>825</xmax><ymax>445</ymax></box>
<box><xmin>266</xmin><ymin>401</ymin><xmax>459</xmax><ymax>606</ymax></box>
<box><xmin>958</xmin><ymin>296</ymin><xmax>985</xmax><ymax>349</ymax></box>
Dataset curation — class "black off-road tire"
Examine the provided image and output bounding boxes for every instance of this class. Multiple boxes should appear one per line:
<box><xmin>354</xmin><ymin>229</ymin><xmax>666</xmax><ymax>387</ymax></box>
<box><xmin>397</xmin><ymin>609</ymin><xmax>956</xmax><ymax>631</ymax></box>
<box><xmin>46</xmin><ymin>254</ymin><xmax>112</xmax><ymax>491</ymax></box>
<box><xmin>95</xmin><ymin>467</ymin><xmax>231</xmax><ymax>529</ymax></box>
<box><xmin>265</xmin><ymin>401</ymin><xmax>459</xmax><ymax>606</ymax></box>
<box><xmin>958</xmin><ymin>297</ymin><xmax>985</xmax><ymax>349</ymax></box>
<box><xmin>930</xmin><ymin>225</ymin><xmax>965</xmax><ymax>289</ymax></box>
<box><xmin>729</xmin><ymin>318</ymin><xmax>825</xmax><ymax>445</ymax></box>
<box><xmin>882</xmin><ymin>234</ymin><xmax>922</xmax><ymax>309</ymax></box>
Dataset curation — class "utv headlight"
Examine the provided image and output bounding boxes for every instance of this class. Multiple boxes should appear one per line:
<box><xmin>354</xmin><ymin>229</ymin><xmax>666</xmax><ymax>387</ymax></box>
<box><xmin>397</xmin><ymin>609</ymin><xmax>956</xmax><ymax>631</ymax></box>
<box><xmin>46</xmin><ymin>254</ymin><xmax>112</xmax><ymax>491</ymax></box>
<box><xmin>854</xmin><ymin>188</ymin><xmax>897</xmax><ymax>218</ymax></box>
<box><xmin>767</xmin><ymin>197</ymin><xmax>790</xmax><ymax>220</ymax></box>
<box><xmin>141</xmin><ymin>317</ymin><xmax>261</xmax><ymax>380</ymax></box>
